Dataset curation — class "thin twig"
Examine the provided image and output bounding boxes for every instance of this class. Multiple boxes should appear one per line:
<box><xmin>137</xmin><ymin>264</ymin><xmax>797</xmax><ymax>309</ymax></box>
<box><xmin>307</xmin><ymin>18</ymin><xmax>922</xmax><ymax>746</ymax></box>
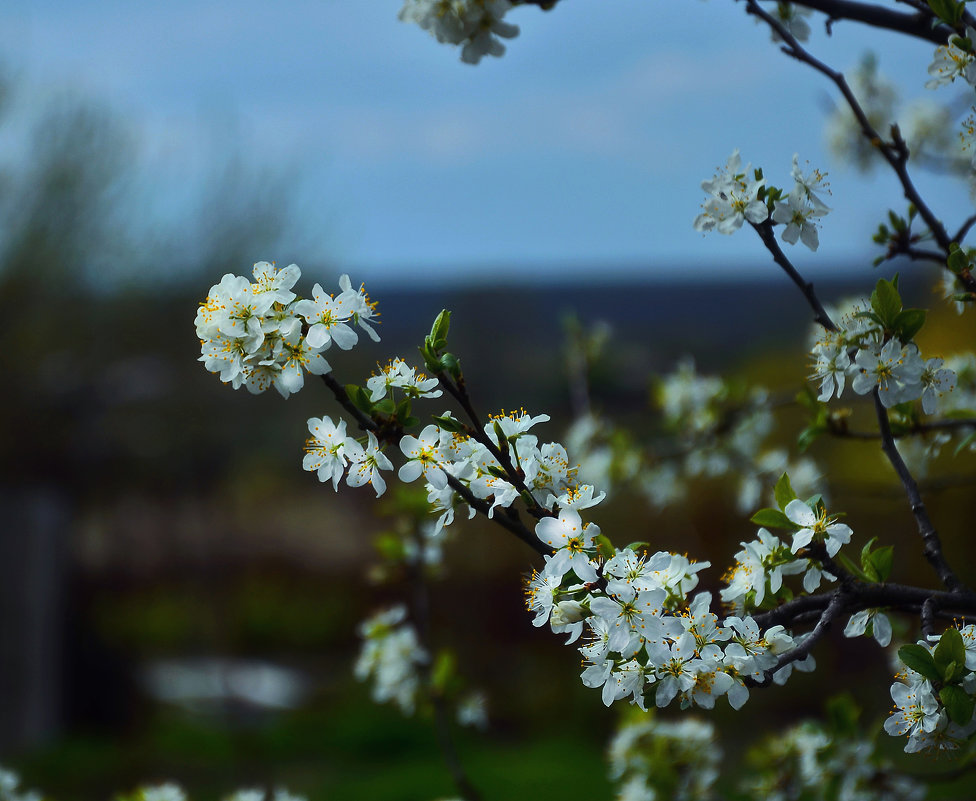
<box><xmin>320</xmin><ymin>372</ymin><xmax>378</xmax><ymax>433</ymax></box>
<box><xmin>435</xmin><ymin>370</ymin><xmax>552</xmax><ymax>520</ymax></box>
<box><xmin>750</xmin><ymin>220</ymin><xmax>837</xmax><ymax>330</ymax></box>
<box><xmin>827</xmin><ymin>417</ymin><xmax>976</xmax><ymax>439</ymax></box>
<box><xmin>791</xmin><ymin>0</ymin><xmax>950</xmax><ymax>43</ymax></box>
<box><xmin>445</xmin><ymin>473</ymin><xmax>553</xmax><ymax>557</ymax></box>
<box><xmin>955</xmin><ymin>212</ymin><xmax>976</xmax><ymax>242</ymax></box>
<box><xmin>751</xmin><ymin>592</ymin><xmax>848</xmax><ymax>686</ymax></box>
<box><xmin>873</xmin><ymin>389</ymin><xmax>965</xmax><ymax>592</ymax></box>
<box><xmin>745</xmin><ymin>0</ymin><xmax>976</xmax><ymax>296</ymax></box>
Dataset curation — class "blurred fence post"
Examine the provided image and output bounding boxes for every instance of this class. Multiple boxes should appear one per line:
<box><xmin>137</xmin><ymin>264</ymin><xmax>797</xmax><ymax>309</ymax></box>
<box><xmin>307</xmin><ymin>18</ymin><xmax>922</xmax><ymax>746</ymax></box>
<box><xmin>0</xmin><ymin>486</ymin><xmax>67</xmax><ymax>755</ymax></box>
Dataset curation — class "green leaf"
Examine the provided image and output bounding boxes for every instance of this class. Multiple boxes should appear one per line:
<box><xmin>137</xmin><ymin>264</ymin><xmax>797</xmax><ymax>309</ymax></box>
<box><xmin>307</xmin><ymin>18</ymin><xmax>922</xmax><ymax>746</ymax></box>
<box><xmin>893</xmin><ymin>308</ymin><xmax>926</xmax><ymax>342</ymax></box>
<box><xmin>594</xmin><ymin>534</ymin><xmax>616</xmax><ymax>560</ymax></box>
<box><xmin>623</xmin><ymin>541</ymin><xmax>650</xmax><ymax>553</ymax></box>
<box><xmin>429</xmin><ymin>309</ymin><xmax>451</xmax><ymax>348</ymax></box>
<box><xmin>431</xmin><ymin>648</ymin><xmax>457</xmax><ymax>692</ymax></box>
<box><xmin>836</xmin><ymin>552</ymin><xmax>872</xmax><ymax>583</ymax></box>
<box><xmin>373</xmin><ymin>397</ymin><xmax>396</xmax><ymax>416</ymax></box>
<box><xmin>871</xmin><ymin>278</ymin><xmax>903</xmax><ymax>327</ymax></box>
<box><xmin>948</xmin><ymin>243</ymin><xmax>971</xmax><ymax>275</ymax></box>
<box><xmin>750</xmin><ymin>508</ymin><xmax>796</xmax><ymax>530</ymax></box>
<box><xmin>853</xmin><ymin>310</ymin><xmax>884</xmax><ymax>327</ymax></box>
<box><xmin>492</xmin><ymin>420</ymin><xmax>508</xmax><ymax>451</ymax></box>
<box><xmin>825</xmin><ymin>693</ymin><xmax>861</xmax><ymax>738</ymax></box>
<box><xmin>439</xmin><ymin>352</ymin><xmax>461</xmax><ymax>379</ymax></box>
<box><xmin>899</xmin><ymin>643</ymin><xmax>942</xmax><ymax>683</ymax></box>
<box><xmin>774</xmin><ymin>472</ymin><xmax>798</xmax><ymax>510</ymax></box>
<box><xmin>940</xmin><ymin>684</ymin><xmax>975</xmax><ymax>726</ymax></box>
<box><xmin>432</xmin><ymin>414</ymin><xmax>466</xmax><ymax>433</ymax></box>
<box><xmin>866</xmin><ymin>545</ymin><xmax>894</xmax><ymax>583</ymax></box>
<box><xmin>804</xmin><ymin>493</ymin><xmax>824</xmax><ymax>510</ymax></box>
<box><xmin>797</xmin><ymin>424</ymin><xmax>825</xmax><ymax>453</ymax></box>
<box><xmin>419</xmin><ymin>344</ymin><xmax>440</xmax><ymax>374</ymax></box>
<box><xmin>347</xmin><ymin>384</ymin><xmax>374</xmax><ymax>413</ymax></box>
<box><xmin>927</xmin><ymin>0</ymin><xmax>954</xmax><ymax>22</ymax></box>
<box><xmin>860</xmin><ymin>537</ymin><xmax>879</xmax><ymax>564</ymax></box>
<box><xmin>935</xmin><ymin>627</ymin><xmax>967</xmax><ymax>676</ymax></box>
<box><xmin>402</xmin><ymin>415</ymin><xmax>420</xmax><ymax>428</ymax></box>
<box><xmin>954</xmin><ymin>429</ymin><xmax>976</xmax><ymax>457</ymax></box>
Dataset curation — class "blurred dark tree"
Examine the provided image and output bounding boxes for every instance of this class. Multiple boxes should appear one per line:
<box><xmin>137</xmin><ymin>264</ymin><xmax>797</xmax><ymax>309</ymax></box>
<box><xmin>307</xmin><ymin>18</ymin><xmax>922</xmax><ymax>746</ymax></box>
<box><xmin>0</xmin><ymin>68</ymin><xmax>324</xmax><ymax>756</ymax></box>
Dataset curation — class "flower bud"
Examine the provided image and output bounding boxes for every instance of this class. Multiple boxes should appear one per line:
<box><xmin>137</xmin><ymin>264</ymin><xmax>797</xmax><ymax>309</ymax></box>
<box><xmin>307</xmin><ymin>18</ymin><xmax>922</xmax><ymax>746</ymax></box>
<box><xmin>550</xmin><ymin>601</ymin><xmax>586</xmax><ymax>626</ymax></box>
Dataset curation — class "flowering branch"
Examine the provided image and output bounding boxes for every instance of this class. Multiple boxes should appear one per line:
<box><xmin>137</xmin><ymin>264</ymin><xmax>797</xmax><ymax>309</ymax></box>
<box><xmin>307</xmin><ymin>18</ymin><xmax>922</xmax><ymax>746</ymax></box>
<box><xmin>433</xmin><ymin>368</ymin><xmax>552</xmax><ymax>521</ymax></box>
<box><xmin>745</xmin><ymin>0</ymin><xmax>976</xmax><ymax>296</ymax></box>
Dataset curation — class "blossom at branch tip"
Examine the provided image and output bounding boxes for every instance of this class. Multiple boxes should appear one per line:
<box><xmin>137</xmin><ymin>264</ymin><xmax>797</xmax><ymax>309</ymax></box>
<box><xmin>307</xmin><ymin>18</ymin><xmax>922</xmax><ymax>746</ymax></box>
<box><xmin>367</xmin><ymin>357</ymin><xmax>441</xmax><ymax>401</ymax></box>
<box><xmin>771</xmin><ymin>185</ymin><xmax>827</xmax><ymax>251</ymax></box>
<box><xmin>398</xmin><ymin>0</ymin><xmax>519</xmax><ymax>64</ymax></box>
<box><xmin>693</xmin><ymin>150</ymin><xmax>768</xmax><ymax>235</ymax></box>
<box><xmin>785</xmin><ymin>498</ymin><xmax>852</xmax><ymax>557</ymax></box>
<box><xmin>926</xmin><ymin>27</ymin><xmax>976</xmax><ymax>90</ymax></box>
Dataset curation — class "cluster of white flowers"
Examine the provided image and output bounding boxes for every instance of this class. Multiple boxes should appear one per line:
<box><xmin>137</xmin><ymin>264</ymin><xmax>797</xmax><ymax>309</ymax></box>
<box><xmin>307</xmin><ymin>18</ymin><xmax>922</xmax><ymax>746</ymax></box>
<box><xmin>195</xmin><ymin>263</ymin><xmax>379</xmax><ymax>399</ymax></box>
<box><xmin>404</xmin><ymin>410</ymin><xmax>581</xmax><ymax>530</ymax></box>
<box><xmin>694</xmin><ymin>151</ymin><xmax>830</xmax><ymax>251</ymax></box>
<box><xmin>649</xmin><ymin>359</ymin><xmax>823</xmax><ymax>513</ymax></box>
<box><xmin>926</xmin><ymin>27</ymin><xmax>976</xmax><ymax>89</ymax></box>
<box><xmin>367</xmin><ymin>358</ymin><xmax>441</xmax><ymax>402</ymax></box>
<box><xmin>526</xmin><ymin>498</ymin><xmax>822</xmax><ymax>711</ymax></box>
<box><xmin>606</xmin><ymin>714</ymin><xmax>720</xmax><ymax>801</ymax></box>
<box><xmin>693</xmin><ymin>149</ymin><xmax>768</xmax><ymax>235</ymax></box>
<box><xmin>0</xmin><ymin>774</ymin><xmax>307</xmax><ymax>801</ymax></box>
<box><xmin>810</xmin><ymin>300</ymin><xmax>956</xmax><ymax>412</ymax></box>
<box><xmin>354</xmin><ymin>605</ymin><xmax>429</xmax><ymax>715</ymax></box>
<box><xmin>0</xmin><ymin>770</ymin><xmax>39</xmax><ymax>801</ymax></box>
<box><xmin>398</xmin><ymin>0</ymin><xmax>518</xmax><ymax>63</ymax></box>
<box><xmin>722</xmin><ymin>494</ymin><xmax>884</xmax><ymax>641</ymax></box>
<box><xmin>745</xmin><ymin>720</ymin><xmax>925</xmax><ymax>801</ymax></box>
<box><xmin>885</xmin><ymin>626</ymin><xmax>976</xmax><ymax>752</ymax></box>
<box><xmin>304</xmin><ymin>415</ymin><xmax>393</xmax><ymax>496</ymax></box>
<box><xmin>721</xmin><ymin>520</ymin><xmax>839</xmax><ymax>613</ymax></box>
<box><xmin>223</xmin><ymin>789</ymin><xmax>305</xmax><ymax>801</ymax></box>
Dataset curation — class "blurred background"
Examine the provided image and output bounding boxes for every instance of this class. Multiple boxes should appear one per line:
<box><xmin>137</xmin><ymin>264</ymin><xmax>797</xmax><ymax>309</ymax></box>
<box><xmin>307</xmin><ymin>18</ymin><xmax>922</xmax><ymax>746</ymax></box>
<box><xmin>1</xmin><ymin>1</ymin><xmax>976</xmax><ymax>799</ymax></box>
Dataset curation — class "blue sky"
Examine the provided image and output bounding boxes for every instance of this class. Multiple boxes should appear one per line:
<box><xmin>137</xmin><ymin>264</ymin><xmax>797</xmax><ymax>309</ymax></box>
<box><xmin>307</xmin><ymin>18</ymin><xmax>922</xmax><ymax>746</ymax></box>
<box><xmin>2</xmin><ymin>1</ymin><xmax>971</xmax><ymax>284</ymax></box>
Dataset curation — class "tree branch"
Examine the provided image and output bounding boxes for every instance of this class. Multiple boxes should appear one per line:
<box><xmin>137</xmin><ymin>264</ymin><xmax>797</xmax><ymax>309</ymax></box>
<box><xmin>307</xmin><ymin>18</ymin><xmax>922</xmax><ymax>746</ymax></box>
<box><xmin>745</xmin><ymin>0</ymin><xmax>976</xmax><ymax>296</ymax></box>
<box><xmin>434</xmin><ymin>370</ymin><xmax>552</xmax><ymax>521</ymax></box>
<box><xmin>791</xmin><ymin>0</ymin><xmax>951</xmax><ymax>44</ymax></box>
<box><xmin>445</xmin><ymin>473</ymin><xmax>553</xmax><ymax>557</ymax></box>
<box><xmin>750</xmin><ymin>220</ymin><xmax>837</xmax><ymax>331</ymax></box>
<box><xmin>873</xmin><ymin>389</ymin><xmax>965</xmax><ymax>592</ymax></box>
